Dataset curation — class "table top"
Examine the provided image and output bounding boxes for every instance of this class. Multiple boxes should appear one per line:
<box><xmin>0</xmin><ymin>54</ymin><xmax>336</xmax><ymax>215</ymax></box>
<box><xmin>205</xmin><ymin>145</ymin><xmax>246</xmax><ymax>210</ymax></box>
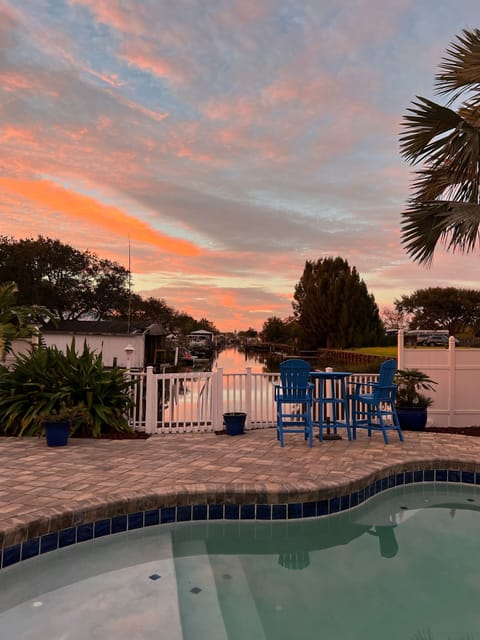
<box><xmin>310</xmin><ymin>370</ymin><xmax>352</xmax><ymax>379</ymax></box>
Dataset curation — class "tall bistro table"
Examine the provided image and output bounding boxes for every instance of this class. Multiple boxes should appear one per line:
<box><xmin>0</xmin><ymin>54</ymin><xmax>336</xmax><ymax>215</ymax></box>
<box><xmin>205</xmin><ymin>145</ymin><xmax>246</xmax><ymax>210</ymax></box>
<box><xmin>309</xmin><ymin>369</ymin><xmax>353</xmax><ymax>441</ymax></box>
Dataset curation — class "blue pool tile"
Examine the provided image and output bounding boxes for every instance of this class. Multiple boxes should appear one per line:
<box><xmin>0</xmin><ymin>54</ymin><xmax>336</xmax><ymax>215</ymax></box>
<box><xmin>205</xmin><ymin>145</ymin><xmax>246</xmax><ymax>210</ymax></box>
<box><xmin>358</xmin><ymin>488</ymin><xmax>366</xmax><ymax>504</ymax></box>
<box><xmin>475</xmin><ymin>473</ymin><xmax>480</xmax><ymax>485</ymax></box>
<box><xmin>21</xmin><ymin>538</ymin><xmax>39</xmax><ymax>561</ymax></box>
<box><xmin>272</xmin><ymin>504</ymin><xmax>287</xmax><ymax>520</ymax></box>
<box><xmin>128</xmin><ymin>512</ymin><xmax>144</xmax><ymax>530</ymax></box>
<box><xmin>340</xmin><ymin>495</ymin><xmax>350</xmax><ymax>511</ymax></box>
<box><xmin>395</xmin><ymin>473</ymin><xmax>405</xmax><ymax>485</ymax></box>
<box><xmin>448</xmin><ymin>470</ymin><xmax>461</xmax><ymax>483</ymax></box>
<box><xmin>424</xmin><ymin>469</ymin><xmax>435</xmax><ymax>482</ymax></box>
<box><xmin>111</xmin><ymin>515</ymin><xmax>128</xmax><ymax>533</ymax></box>
<box><xmin>329</xmin><ymin>497</ymin><xmax>340</xmax><ymax>514</ymax></box>
<box><xmin>413</xmin><ymin>470</ymin><xmax>423</xmax><ymax>483</ymax></box>
<box><xmin>287</xmin><ymin>503</ymin><xmax>302</xmax><ymax>519</ymax></box>
<box><xmin>94</xmin><ymin>519</ymin><xmax>111</xmax><ymax>538</ymax></box>
<box><xmin>381</xmin><ymin>477</ymin><xmax>389</xmax><ymax>491</ymax></box>
<box><xmin>77</xmin><ymin>523</ymin><xmax>94</xmax><ymax>542</ymax></box>
<box><xmin>388</xmin><ymin>475</ymin><xmax>396</xmax><ymax>488</ymax></box>
<box><xmin>302</xmin><ymin>502</ymin><xmax>316</xmax><ymax>518</ymax></box>
<box><xmin>209</xmin><ymin>504</ymin><xmax>224</xmax><ymax>520</ymax></box>
<box><xmin>462</xmin><ymin>471</ymin><xmax>475</xmax><ymax>484</ymax></box>
<box><xmin>240</xmin><ymin>504</ymin><xmax>255</xmax><ymax>520</ymax></box>
<box><xmin>59</xmin><ymin>527</ymin><xmax>76</xmax><ymax>548</ymax></box>
<box><xmin>161</xmin><ymin>507</ymin><xmax>177</xmax><ymax>524</ymax></box>
<box><xmin>192</xmin><ymin>505</ymin><xmax>207</xmax><ymax>521</ymax></box>
<box><xmin>316</xmin><ymin>499</ymin><xmax>329</xmax><ymax>516</ymax></box>
<box><xmin>225</xmin><ymin>504</ymin><xmax>240</xmax><ymax>519</ymax></box>
<box><xmin>144</xmin><ymin>509</ymin><xmax>160</xmax><ymax>527</ymax></box>
<box><xmin>176</xmin><ymin>506</ymin><xmax>191</xmax><ymax>522</ymax></box>
<box><xmin>256</xmin><ymin>504</ymin><xmax>271</xmax><ymax>520</ymax></box>
<box><xmin>404</xmin><ymin>471</ymin><xmax>413</xmax><ymax>484</ymax></box>
<box><xmin>436</xmin><ymin>469</ymin><xmax>448</xmax><ymax>482</ymax></box>
<box><xmin>2</xmin><ymin>544</ymin><xmax>21</xmax><ymax>568</ymax></box>
<box><xmin>375</xmin><ymin>479</ymin><xmax>382</xmax><ymax>494</ymax></box>
<box><xmin>350</xmin><ymin>492</ymin><xmax>359</xmax><ymax>508</ymax></box>
<box><xmin>40</xmin><ymin>532</ymin><xmax>59</xmax><ymax>554</ymax></box>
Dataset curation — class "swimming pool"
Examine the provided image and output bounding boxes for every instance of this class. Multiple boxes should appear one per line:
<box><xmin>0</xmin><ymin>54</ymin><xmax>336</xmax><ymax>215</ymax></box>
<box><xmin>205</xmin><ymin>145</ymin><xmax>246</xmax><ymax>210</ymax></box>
<box><xmin>1</xmin><ymin>483</ymin><xmax>480</xmax><ymax>640</ymax></box>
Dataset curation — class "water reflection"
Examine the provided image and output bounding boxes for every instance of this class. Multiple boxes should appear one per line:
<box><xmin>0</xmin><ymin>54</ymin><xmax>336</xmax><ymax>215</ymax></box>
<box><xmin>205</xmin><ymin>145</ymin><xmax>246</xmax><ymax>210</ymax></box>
<box><xmin>212</xmin><ymin>346</ymin><xmax>272</xmax><ymax>373</ymax></box>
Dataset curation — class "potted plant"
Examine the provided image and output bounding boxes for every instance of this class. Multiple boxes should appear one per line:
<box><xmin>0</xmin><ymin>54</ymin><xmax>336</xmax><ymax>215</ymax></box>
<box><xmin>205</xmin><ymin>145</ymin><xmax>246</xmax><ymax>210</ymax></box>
<box><xmin>395</xmin><ymin>369</ymin><xmax>437</xmax><ymax>431</ymax></box>
<box><xmin>39</xmin><ymin>400</ymin><xmax>86</xmax><ymax>447</ymax></box>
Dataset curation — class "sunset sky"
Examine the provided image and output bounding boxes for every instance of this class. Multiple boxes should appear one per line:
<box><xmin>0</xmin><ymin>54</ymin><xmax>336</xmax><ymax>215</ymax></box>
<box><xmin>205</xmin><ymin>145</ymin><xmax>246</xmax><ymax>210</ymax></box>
<box><xmin>2</xmin><ymin>1</ymin><xmax>480</xmax><ymax>332</ymax></box>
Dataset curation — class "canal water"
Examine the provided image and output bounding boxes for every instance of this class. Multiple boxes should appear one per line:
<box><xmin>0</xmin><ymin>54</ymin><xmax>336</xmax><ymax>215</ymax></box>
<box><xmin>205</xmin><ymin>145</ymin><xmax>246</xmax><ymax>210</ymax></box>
<box><xmin>212</xmin><ymin>346</ymin><xmax>272</xmax><ymax>373</ymax></box>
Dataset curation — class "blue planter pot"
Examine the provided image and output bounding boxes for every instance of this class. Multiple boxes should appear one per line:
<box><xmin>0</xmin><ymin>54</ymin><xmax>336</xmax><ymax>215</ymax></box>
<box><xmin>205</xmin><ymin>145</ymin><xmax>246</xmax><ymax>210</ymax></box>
<box><xmin>396</xmin><ymin>407</ymin><xmax>427</xmax><ymax>431</ymax></box>
<box><xmin>223</xmin><ymin>412</ymin><xmax>246</xmax><ymax>436</ymax></box>
<box><xmin>44</xmin><ymin>420</ymin><xmax>71</xmax><ymax>447</ymax></box>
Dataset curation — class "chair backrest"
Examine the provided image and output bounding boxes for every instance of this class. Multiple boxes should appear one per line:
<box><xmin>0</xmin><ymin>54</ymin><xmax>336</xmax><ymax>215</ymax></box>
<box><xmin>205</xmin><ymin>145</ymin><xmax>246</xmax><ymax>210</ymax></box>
<box><xmin>374</xmin><ymin>359</ymin><xmax>397</xmax><ymax>402</ymax></box>
<box><xmin>279</xmin><ymin>358</ymin><xmax>311</xmax><ymax>395</ymax></box>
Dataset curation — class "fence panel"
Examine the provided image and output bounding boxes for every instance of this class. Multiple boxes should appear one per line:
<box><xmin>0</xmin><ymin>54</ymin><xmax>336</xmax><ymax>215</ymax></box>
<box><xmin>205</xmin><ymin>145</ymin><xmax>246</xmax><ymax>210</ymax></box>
<box><xmin>127</xmin><ymin>368</ymin><xmax>382</xmax><ymax>434</ymax></box>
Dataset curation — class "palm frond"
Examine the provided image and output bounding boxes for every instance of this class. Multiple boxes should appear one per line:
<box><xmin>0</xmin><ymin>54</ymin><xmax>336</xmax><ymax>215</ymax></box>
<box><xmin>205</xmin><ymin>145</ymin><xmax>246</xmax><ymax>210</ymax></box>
<box><xmin>435</xmin><ymin>28</ymin><xmax>480</xmax><ymax>103</ymax></box>
<box><xmin>401</xmin><ymin>200</ymin><xmax>480</xmax><ymax>264</ymax></box>
<box><xmin>400</xmin><ymin>98</ymin><xmax>468</xmax><ymax>164</ymax></box>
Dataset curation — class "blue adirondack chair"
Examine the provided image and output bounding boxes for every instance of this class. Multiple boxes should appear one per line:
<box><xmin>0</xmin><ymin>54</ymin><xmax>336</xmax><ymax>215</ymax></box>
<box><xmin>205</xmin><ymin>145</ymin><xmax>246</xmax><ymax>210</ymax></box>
<box><xmin>274</xmin><ymin>359</ymin><xmax>314</xmax><ymax>447</ymax></box>
<box><xmin>350</xmin><ymin>359</ymin><xmax>403</xmax><ymax>444</ymax></box>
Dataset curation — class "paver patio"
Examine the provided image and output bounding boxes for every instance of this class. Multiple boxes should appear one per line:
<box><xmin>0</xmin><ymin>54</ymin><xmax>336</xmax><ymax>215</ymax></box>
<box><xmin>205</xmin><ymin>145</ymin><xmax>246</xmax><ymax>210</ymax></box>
<box><xmin>2</xmin><ymin>428</ymin><xmax>480</xmax><ymax>549</ymax></box>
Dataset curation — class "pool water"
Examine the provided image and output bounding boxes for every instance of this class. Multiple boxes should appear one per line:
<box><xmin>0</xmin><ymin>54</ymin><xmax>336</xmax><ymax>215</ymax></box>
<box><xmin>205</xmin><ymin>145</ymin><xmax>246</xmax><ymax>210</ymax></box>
<box><xmin>1</xmin><ymin>484</ymin><xmax>480</xmax><ymax>640</ymax></box>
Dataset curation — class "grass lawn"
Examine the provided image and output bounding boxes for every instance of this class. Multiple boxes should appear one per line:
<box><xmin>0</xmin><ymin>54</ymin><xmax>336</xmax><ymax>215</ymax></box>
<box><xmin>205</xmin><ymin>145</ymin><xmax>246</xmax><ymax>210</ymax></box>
<box><xmin>351</xmin><ymin>346</ymin><xmax>398</xmax><ymax>358</ymax></box>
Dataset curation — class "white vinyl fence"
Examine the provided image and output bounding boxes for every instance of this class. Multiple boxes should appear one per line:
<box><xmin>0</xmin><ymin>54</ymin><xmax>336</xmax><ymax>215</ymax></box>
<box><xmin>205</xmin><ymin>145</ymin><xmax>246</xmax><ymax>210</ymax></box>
<box><xmin>397</xmin><ymin>329</ymin><xmax>480</xmax><ymax>427</ymax></box>
<box><xmin>127</xmin><ymin>366</ymin><xmax>378</xmax><ymax>434</ymax></box>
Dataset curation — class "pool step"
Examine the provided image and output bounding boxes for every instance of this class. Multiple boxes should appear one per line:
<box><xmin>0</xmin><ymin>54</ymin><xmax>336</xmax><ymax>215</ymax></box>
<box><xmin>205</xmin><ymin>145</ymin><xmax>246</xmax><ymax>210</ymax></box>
<box><xmin>174</xmin><ymin>539</ymin><xmax>267</xmax><ymax>640</ymax></box>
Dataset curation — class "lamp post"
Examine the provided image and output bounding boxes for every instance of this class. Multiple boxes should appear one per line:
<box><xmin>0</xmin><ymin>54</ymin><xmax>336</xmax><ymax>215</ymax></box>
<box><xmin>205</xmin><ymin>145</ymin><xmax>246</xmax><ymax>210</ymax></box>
<box><xmin>124</xmin><ymin>344</ymin><xmax>135</xmax><ymax>370</ymax></box>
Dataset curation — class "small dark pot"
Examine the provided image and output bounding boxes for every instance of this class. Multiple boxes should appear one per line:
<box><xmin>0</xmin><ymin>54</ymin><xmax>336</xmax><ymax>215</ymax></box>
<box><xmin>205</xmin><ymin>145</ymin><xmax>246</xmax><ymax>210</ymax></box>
<box><xmin>44</xmin><ymin>420</ymin><xmax>71</xmax><ymax>447</ymax></box>
<box><xmin>223</xmin><ymin>412</ymin><xmax>246</xmax><ymax>436</ymax></box>
<box><xmin>396</xmin><ymin>407</ymin><xmax>428</xmax><ymax>431</ymax></box>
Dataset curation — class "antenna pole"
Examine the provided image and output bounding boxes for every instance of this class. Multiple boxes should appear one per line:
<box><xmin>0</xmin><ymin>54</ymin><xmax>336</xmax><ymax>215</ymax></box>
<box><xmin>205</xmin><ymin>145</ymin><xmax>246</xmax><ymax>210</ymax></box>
<box><xmin>127</xmin><ymin>237</ymin><xmax>132</xmax><ymax>333</ymax></box>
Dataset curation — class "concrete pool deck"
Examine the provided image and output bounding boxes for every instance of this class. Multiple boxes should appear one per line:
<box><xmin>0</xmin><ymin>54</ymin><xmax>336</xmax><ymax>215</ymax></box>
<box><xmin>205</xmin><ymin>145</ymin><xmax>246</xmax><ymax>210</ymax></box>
<box><xmin>2</xmin><ymin>428</ymin><xmax>480</xmax><ymax>551</ymax></box>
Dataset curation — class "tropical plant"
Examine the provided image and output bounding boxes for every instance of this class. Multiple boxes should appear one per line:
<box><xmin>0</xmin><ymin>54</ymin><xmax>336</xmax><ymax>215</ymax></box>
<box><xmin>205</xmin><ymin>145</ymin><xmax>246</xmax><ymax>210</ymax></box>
<box><xmin>400</xmin><ymin>28</ymin><xmax>480</xmax><ymax>265</ymax></box>
<box><xmin>395</xmin><ymin>369</ymin><xmax>437</xmax><ymax>409</ymax></box>
<box><xmin>0</xmin><ymin>340</ymin><xmax>136</xmax><ymax>437</ymax></box>
<box><xmin>0</xmin><ymin>281</ymin><xmax>51</xmax><ymax>362</ymax></box>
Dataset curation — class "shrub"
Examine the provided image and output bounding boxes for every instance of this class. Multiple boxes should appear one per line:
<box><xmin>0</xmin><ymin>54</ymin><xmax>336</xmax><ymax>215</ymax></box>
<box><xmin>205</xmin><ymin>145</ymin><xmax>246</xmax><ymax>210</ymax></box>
<box><xmin>0</xmin><ymin>340</ymin><xmax>135</xmax><ymax>437</ymax></box>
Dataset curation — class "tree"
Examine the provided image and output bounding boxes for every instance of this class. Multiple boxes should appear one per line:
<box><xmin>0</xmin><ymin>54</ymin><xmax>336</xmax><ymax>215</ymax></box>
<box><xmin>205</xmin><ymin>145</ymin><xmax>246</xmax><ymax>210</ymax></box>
<box><xmin>0</xmin><ymin>282</ymin><xmax>52</xmax><ymax>361</ymax></box>
<box><xmin>394</xmin><ymin>287</ymin><xmax>480</xmax><ymax>335</ymax></box>
<box><xmin>399</xmin><ymin>28</ymin><xmax>480</xmax><ymax>265</ymax></box>
<box><xmin>261</xmin><ymin>316</ymin><xmax>289</xmax><ymax>343</ymax></box>
<box><xmin>0</xmin><ymin>236</ymin><xmax>131</xmax><ymax>320</ymax></box>
<box><xmin>292</xmin><ymin>257</ymin><xmax>384</xmax><ymax>349</ymax></box>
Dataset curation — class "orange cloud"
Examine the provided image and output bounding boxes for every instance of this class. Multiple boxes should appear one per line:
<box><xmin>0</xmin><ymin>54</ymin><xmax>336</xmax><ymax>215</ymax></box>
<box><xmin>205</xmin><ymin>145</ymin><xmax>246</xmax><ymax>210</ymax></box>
<box><xmin>0</xmin><ymin>178</ymin><xmax>201</xmax><ymax>257</ymax></box>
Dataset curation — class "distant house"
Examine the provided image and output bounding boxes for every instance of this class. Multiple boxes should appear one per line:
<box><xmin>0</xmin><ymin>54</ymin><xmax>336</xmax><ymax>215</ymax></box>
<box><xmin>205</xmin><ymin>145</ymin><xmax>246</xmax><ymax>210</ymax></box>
<box><xmin>40</xmin><ymin>320</ymin><xmax>167</xmax><ymax>370</ymax></box>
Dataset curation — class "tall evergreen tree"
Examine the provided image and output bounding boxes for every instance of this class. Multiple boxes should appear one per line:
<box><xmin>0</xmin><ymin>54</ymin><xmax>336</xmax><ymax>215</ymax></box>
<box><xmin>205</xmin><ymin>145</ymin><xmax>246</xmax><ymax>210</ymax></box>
<box><xmin>292</xmin><ymin>257</ymin><xmax>384</xmax><ymax>349</ymax></box>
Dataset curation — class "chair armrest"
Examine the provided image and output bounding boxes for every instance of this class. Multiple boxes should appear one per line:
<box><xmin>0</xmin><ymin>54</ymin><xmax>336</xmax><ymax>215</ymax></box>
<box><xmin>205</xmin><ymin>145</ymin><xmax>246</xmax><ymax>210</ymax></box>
<box><xmin>351</xmin><ymin>381</ymin><xmax>374</xmax><ymax>395</ymax></box>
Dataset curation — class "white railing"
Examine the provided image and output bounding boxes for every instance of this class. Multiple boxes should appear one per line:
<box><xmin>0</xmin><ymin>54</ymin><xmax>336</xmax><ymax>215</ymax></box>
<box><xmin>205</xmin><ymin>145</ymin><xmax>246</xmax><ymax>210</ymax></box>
<box><xmin>127</xmin><ymin>366</ymin><xmax>378</xmax><ymax>434</ymax></box>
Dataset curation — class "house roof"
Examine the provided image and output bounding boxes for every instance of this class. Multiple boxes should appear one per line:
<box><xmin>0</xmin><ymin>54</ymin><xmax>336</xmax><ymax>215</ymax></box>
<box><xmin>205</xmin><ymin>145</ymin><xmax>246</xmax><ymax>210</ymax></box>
<box><xmin>41</xmin><ymin>319</ymin><xmax>166</xmax><ymax>336</ymax></box>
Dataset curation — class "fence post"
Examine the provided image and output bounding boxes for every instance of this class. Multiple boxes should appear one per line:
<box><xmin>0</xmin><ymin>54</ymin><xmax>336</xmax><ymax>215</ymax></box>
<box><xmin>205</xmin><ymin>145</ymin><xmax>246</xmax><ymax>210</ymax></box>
<box><xmin>245</xmin><ymin>367</ymin><xmax>252</xmax><ymax>429</ymax></box>
<box><xmin>213</xmin><ymin>368</ymin><xmax>224</xmax><ymax>430</ymax></box>
<box><xmin>397</xmin><ymin>329</ymin><xmax>404</xmax><ymax>370</ymax></box>
<box><xmin>145</xmin><ymin>366</ymin><xmax>157</xmax><ymax>434</ymax></box>
<box><xmin>448</xmin><ymin>336</ymin><xmax>456</xmax><ymax>427</ymax></box>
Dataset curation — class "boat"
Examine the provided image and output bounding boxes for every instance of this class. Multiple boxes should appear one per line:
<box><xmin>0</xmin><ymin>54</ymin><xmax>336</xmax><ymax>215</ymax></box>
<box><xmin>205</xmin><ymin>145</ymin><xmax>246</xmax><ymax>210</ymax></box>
<box><xmin>185</xmin><ymin>330</ymin><xmax>214</xmax><ymax>358</ymax></box>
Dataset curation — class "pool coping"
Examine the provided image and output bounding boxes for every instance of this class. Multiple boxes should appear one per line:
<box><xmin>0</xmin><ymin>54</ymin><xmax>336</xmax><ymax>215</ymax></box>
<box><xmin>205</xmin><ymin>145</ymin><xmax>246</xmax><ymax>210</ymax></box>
<box><xmin>3</xmin><ymin>429</ymin><xmax>480</xmax><ymax>569</ymax></box>
<box><xmin>2</xmin><ymin>459</ymin><xmax>480</xmax><ymax>570</ymax></box>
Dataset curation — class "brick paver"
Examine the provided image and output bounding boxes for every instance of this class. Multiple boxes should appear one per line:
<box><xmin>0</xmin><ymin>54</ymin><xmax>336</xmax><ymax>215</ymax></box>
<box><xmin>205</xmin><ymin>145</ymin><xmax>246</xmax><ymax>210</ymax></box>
<box><xmin>1</xmin><ymin>429</ymin><xmax>480</xmax><ymax>547</ymax></box>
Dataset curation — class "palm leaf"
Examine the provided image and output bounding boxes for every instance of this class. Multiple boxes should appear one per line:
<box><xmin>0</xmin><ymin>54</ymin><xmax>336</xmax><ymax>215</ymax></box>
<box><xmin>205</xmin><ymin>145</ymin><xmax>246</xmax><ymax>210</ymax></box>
<box><xmin>435</xmin><ymin>28</ymin><xmax>480</xmax><ymax>103</ymax></box>
<box><xmin>401</xmin><ymin>200</ymin><xmax>480</xmax><ymax>264</ymax></box>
